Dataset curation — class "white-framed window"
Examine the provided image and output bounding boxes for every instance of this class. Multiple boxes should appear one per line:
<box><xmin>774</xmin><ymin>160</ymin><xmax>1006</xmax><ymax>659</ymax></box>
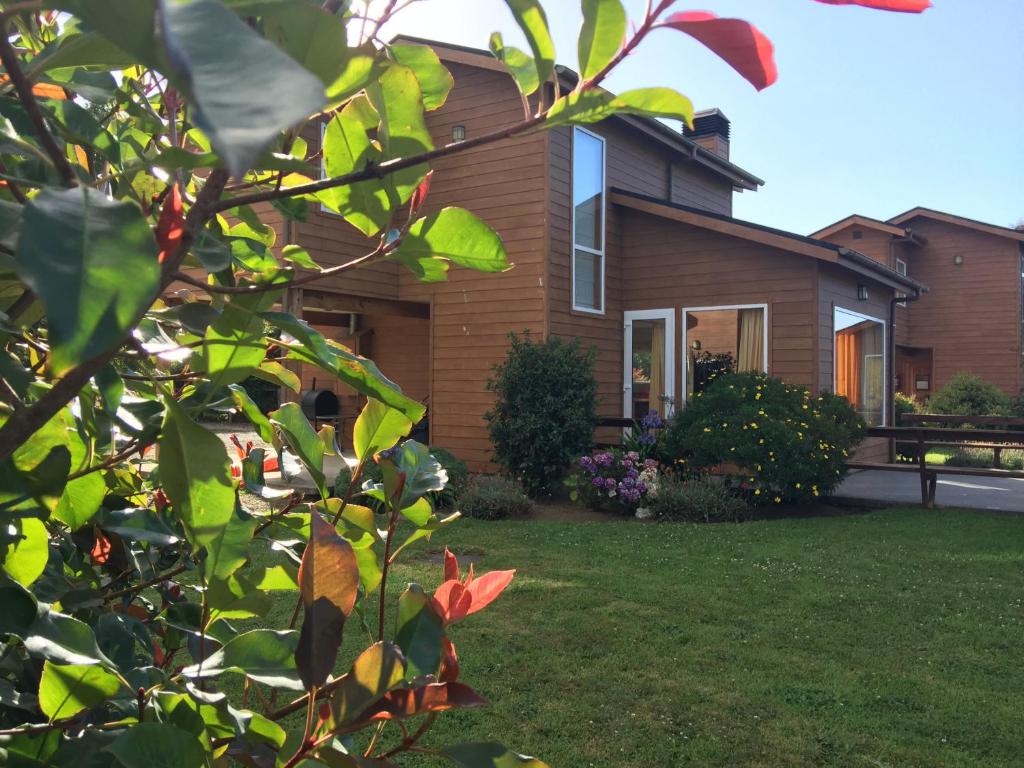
<box><xmin>571</xmin><ymin>127</ymin><xmax>605</xmax><ymax>313</ymax></box>
<box><xmin>682</xmin><ymin>304</ymin><xmax>768</xmax><ymax>400</ymax></box>
<box><xmin>833</xmin><ymin>306</ymin><xmax>887</xmax><ymax>426</ymax></box>
<box><xmin>895</xmin><ymin>258</ymin><xmax>908</xmax><ymax>303</ymax></box>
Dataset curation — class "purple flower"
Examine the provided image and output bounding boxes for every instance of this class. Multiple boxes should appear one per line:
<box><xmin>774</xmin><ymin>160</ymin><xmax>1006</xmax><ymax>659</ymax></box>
<box><xmin>626</xmin><ymin>451</ymin><xmax>640</xmax><ymax>462</ymax></box>
<box><xmin>604</xmin><ymin>478</ymin><xmax>616</xmax><ymax>490</ymax></box>
<box><xmin>641</xmin><ymin>411</ymin><xmax>664</xmax><ymax>430</ymax></box>
<box><xmin>622</xmin><ymin>458</ymin><xmax>634</xmax><ymax>469</ymax></box>
<box><xmin>637</xmin><ymin>482</ymin><xmax>648</xmax><ymax>493</ymax></box>
<box><xmin>579</xmin><ymin>455</ymin><xmax>594</xmax><ymax>469</ymax></box>
<box><xmin>644</xmin><ymin>458</ymin><xmax>658</xmax><ymax>470</ymax></box>
<box><xmin>638</xmin><ymin>431</ymin><xmax>656</xmax><ymax>446</ymax></box>
<box><xmin>591</xmin><ymin>476</ymin><xmax>604</xmax><ymax>488</ymax></box>
<box><xmin>595</xmin><ymin>452</ymin><xmax>614</xmax><ymax>468</ymax></box>
<box><xmin>626</xmin><ymin>468</ymin><xmax>639</xmax><ymax>480</ymax></box>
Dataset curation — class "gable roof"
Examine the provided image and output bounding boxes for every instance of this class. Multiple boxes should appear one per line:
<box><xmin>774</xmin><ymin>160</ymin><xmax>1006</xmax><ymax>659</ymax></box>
<box><xmin>887</xmin><ymin>207</ymin><xmax>1024</xmax><ymax>242</ymax></box>
<box><xmin>811</xmin><ymin>214</ymin><xmax>908</xmax><ymax>240</ymax></box>
<box><xmin>392</xmin><ymin>35</ymin><xmax>764</xmax><ymax>192</ymax></box>
<box><xmin>611</xmin><ymin>189</ymin><xmax>927</xmax><ymax>293</ymax></box>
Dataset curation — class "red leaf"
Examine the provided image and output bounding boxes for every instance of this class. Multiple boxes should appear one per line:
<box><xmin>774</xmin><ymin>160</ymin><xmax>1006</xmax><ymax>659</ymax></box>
<box><xmin>813</xmin><ymin>0</ymin><xmax>931</xmax><ymax>11</ymax></box>
<box><xmin>152</xmin><ymin>641</ymin><xmax>165</xmax><ymax>666</ymax></box>
<box><xmin>155</xmin><ymin>183</ymin><xmax>184</xmax><ymax>264</ymax></box>
<box><xmin>364</xmin><ymin>682</ymin><xmax>487</xmax><ymax>721</ymax></box>
<box><xmin>410</xmin><ymin>170</ymin><xmax>433</xmax><ymax>213</ymax></box>
<box><xmin>661</xmin><ymin>12</ymin><xmax>777</xmax><ymax>91</ymax></box>
<box><xmin>439</xmin><ymin>635</ymin><xmax>459</xmax><ymax>683</ymax></box>
<box><xmin>153</xmin><ymin>488</ymin><xmax>169</xmax><ymax>513</ymax></box>
<box><xmin>433</xmin><ymin>580</ymin><xmax>472</xmax><ymax>625</ymax></box>
<box><xmin>464</xmin><ymin>569</ymin><xmax>515</xmax><ymax>617</ymax></box>
<box><xmin>90</xmin><ymin>530</ymin><xmax>112</xmax><ymax>565</ymax></box>
<box><xmin>443</xmin><ymin>547</ymin><xmax>459</xmax><ymax>582</ymax></box>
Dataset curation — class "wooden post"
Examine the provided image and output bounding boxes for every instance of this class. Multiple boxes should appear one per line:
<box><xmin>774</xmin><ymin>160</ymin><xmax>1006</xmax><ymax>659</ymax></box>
<box><xmin>281</xmin><ymin>287</ymin><xmax>304</xmax><ymax>404</ymax></box>
<box><xmin>917</xmin><ymin>430</ymin><xmax>931</xmax><ymax>507</ymax></box>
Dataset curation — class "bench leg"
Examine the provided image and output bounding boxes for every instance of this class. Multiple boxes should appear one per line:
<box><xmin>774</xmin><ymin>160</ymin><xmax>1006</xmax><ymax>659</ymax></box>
<box><xmin>920</xmin><ymin>469</ymin><xmax>930</xmax><ymax>506</ymax></box>
<box><xmin>994</xmin><ymin>447</ymin><xmax>1002</xmax><ymax>469</ymax></box>
<box><xmin>928</xmin><ymin>473</ymin><xmax>937</xmax><ymax>507</ymax></box>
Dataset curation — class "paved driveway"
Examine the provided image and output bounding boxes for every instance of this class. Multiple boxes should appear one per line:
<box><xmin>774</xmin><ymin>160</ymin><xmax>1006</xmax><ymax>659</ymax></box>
<box><xmin>836</xmin><ymin>469</ymin><xmax>1024</xmax><ymax>512</ymax></box>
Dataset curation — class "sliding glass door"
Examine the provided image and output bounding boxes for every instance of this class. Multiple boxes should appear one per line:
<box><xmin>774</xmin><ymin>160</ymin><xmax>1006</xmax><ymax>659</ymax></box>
<box><xmin>623</xmin><ymin>310</ymin><xmax>675</xmax><ymax>419</ymax></box>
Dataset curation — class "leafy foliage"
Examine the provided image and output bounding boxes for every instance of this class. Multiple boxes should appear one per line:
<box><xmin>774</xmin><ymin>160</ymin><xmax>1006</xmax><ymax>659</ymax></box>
<box><xmin>648</xmin><ymin>474</ymin><xmax>750</xmax><ymax>522</ymax></box>
<box><xmin>457</xmin><ymin>475</ymin><xmax>534</xmax><ymax>520</ymax></box>
<box><xmin>0</xmin><ymin>0</ymin><xmax>925</xmax><ymax>763</ymax></box>
<box><xmin>927</xmin><ymin>372</ymin><xmax>1013</xmax><ymax>417</ymax></box>
<box><xmin>662</xmin><ymin>373</ymin><xmax>864</xmax><ymax>503</ymax></box>
<box><xmin>486</xmin><ymin>333</ymin><xmax>599</xmax><ymax>496</ymax></box>
<box><xmin>894</xmin><ymin>391</ymin><xmax>921</xmax><ymax>424</ymax></box>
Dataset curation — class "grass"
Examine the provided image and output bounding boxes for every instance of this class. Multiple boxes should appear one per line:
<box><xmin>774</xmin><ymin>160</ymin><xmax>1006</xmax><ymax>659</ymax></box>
<box><xmin>244</xmin><ymin>507</ymin><xmax>1024</xmax><ymax>767</ymax></box>
<box><xmin>916</xmin><ymin>447</ymin><xmax>1024</xmax><ymax>470</ymax></box>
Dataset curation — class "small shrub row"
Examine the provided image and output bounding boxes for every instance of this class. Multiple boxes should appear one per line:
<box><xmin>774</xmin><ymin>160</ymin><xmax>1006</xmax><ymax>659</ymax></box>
<box><xmin>649</xmin><ymin>475</ymin><xmax>749</xmax><ymax>523</ymax></box>
<box><xmin>457</xmin><ymin>475</ymin><xmax>534</xmax><ymax>520</ymax></box>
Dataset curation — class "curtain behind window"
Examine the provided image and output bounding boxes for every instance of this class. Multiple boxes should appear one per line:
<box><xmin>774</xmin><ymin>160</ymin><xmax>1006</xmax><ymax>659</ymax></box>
<box><xmin>736</xmin><ymin>308</ymin><xmax>764</xmax><ymax>372</ymax></box>
<box><xmin>835</xmin><ymin>327</ymin><xmax>863</xmax><ymax>409</ymax></box>
<box><xmin>649</xmin><ymin>321</ymin><xmax>665</xmax><ymax>414</ymax></box>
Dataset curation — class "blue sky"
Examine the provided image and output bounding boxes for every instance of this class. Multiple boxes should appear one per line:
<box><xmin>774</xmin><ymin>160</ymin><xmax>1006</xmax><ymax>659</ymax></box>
<box><xmin>381</xmin><ymin>0</ymin><xmax>1024</xmax><ymax>235</ymax></box>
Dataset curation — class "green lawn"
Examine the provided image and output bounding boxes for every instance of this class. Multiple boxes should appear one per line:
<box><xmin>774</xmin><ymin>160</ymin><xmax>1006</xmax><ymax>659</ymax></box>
<box><xmin>256</xmin><ymin>507</ymin><xmax>1024</xmax><ymax>767</ymax></box>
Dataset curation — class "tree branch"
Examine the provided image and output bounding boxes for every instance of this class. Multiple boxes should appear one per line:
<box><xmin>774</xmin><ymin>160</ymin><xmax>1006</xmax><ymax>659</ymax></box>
<box><xmin>0</xmin><ymin>27</ymin><xmax>77</xmax><ymax>187</ymax></box>
<box><xmin>211</xmin><ymin>113</ymin><xmax>547</xmax><ymax>214</ymax></box>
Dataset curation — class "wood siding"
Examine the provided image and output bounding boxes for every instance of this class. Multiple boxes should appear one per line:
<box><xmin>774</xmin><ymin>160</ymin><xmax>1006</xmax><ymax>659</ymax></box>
<box><xmin>547</xmin><ymin>119</ymin><xmax>737</xmax><ymax>439</ymax></box>
<box><xmin>899</xmin><ymin>219</ymin><xmax>1022</xmax><ymax>396</ymax></box>
<box><xmin>620</xmin><ymin>212</ymin><xmax>819</xmax><ymax>406</ymax></box>
<box><xmin>396</xmin><ymin>62</ymin><xmax>549</xmax><ymax>468</ymax></box>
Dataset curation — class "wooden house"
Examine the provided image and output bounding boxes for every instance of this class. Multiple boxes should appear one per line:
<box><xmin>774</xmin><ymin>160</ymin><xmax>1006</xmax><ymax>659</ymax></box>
<box><xmin>814</xmin><ymin>210</ymin><xmax>1024</xmax><ymax>403</ymax></box>
<box><xmin>256</xmin><ymin>38</ymin><xmax>923</xmax><ymax>469</ymax></box>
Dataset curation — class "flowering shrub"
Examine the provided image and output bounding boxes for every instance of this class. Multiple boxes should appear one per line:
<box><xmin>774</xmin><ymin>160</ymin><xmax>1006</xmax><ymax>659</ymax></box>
<box><xmin>661</xmin><ymin>372</ymin><xmax>864</xmax><ymax>503</ymax></box>
<box><xmin>568</xmin><ymin>449</ymin><xmax>660</xmax><ymax>515</ymax></box>
<box><xmin>623</xmin><ymin>410</ymin><xmax>669</xmax><ymax>460</ymax></box>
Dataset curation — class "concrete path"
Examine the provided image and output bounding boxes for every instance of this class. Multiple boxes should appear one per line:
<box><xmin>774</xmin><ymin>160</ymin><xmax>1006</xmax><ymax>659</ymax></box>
<box><xmin>836</xmin><ymin>469</ymin><xmax>1024</xmax><ymax>512</ymax></box>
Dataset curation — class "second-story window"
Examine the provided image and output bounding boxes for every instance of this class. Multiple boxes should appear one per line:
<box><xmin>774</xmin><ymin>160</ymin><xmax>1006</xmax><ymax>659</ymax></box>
<box><xmin>572</xmin><ymin>127</ymin><xmax>605</xmax><ymax>313</ymax></box>
<box><xmin>895</xmin><ymin>257</ymin><xmax>908</xmax><ymax>303</ymax></box>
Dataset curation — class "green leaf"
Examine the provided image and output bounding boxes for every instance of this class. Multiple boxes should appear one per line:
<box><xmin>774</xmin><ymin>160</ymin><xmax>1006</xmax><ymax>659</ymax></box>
<box><xmin>378</xmin><ymin>440</ymin><xmax>447</xmax><ymax>512</ymax></box>
<box><xmin>318</xmin><ymin>109</ymin><xmax>391</xmax><ymax>237</ymax></box>
<box><xmin>578</xmin><ymin>0</ymin><xmax>626</xmax><ymax>79</ymax></box>
<box><xmin>28</xmin><ymin>27</ymin><xmax>137</xmax><ymax>74</ymax></box>
<box><xmin>262</xmin><ymin>3</ymin><xmax>349</xmax><ymax>89</ymax></box>
<box><xmin>251</xmin><ymin>359</ymin><xmax>301</xmax><ymax>393</ymax></box>
<box><xmin>264</xmin><ymin>312</ymin><xmax>425</xmax><ymax>422</ymax></box>
<box><xmin>203</xmin><ymin>505</ymin><xmax>257</xmax><ymax>582</ymax></box>
<box><xmin>391</xmin><ymin>44</ymin><xmax>454</xmax><ymax>111</ymax></box>
<box><xmin>21</xmin><ymin>604</ymin><xmax>114</xmax><ymax>667</ymax></box>
<box><xmin>443</xmin><ymin>743</ymin><xmax>550</xmax><ymax>768</ymax></box>
<box><xmin>181</xmin><ymin>629</ymin><xmax>303</xmax><ymax>690</ymax></box>
<box><xmin>228</xmin><ymin>384</ymin><xmax>275</xmax><ymax>443</ymax></box>
<box><xmin>368</xmin><ymin>63</ymin><xmax>433</xmax><ymax>205</ymax></box>
<box><xmin>94</xmin><ymin>507</ymin><xmax>179</xmax><ymax>546</ymax></box>
<box><xmin>1</xmin><ymin>517</ymin><xmax>48</xmax><ymax>587</ymax></box>
<box><xmin>333</xmin><ymin>641</ymin><xmax>407</xmax><ymax>726</ymax></box>
<box><xmin>201</xmin><ymin>287</ymin><xmax>281</xmax><ymax>390</ymax></box>
<box><xmin>206</xmin><ymin>573</ymin><xmax>273</xmax><ymax>623</ymax></box>
<box><xmin>161</xmin><ymin>0</ymin><xmax>326</xmax><ymax>177</ymax></box>
<box><xmin>503</xmin><ymin>0</ymin><xmax>555</xmax><ymax>86</ymax></box>
<box><xmin>546</xmin><ymin>86</ymin><xmax>694</xmax><ymax>128</ymax></box>
<box><xmin>105</xmin><ymin>722</ymin><xmax>205</xmax><ymax>768</ymax></box>
<box><xmin>354</xmin><ymin>399</ymin><xmax>413</xmax><ymax>463</ymax></box>
<box><xmin>393</xmin><ymin>207</ymin><xmax>510</xmax><ymax>278</ymax></box>
<box><xmin>295</xmin><ymin>510</ymin><xmax>359</xmax><ymax>690</ymax></box>
<box><xmin>489</xmin><ymin>33</ymin><xmax>539</xmax><ymax>97</ymax></box>
<box><xmin>281</xmin><ymin>244</ymin><xmax>320</xmax><ymax>271</ymax></box>
<box><xmin>157</xmin><ymin>398</ymin><xmax>235</xmax><ymax>548</ymax></box>
<box><xmin>14</xmin><ymin>187</ymin><xmax>158</xmax><ymax>374</ymax></box>
<box><xmin>395</xmin><ymin>584</ymin><xmax>444</xmax><ymax>679</ymax></box>
<box><xmin>270</xmin><ymin>401</ymin><xmax>326</xmax><ymax>497</ymax></box>
<box><xmin>53</xmin><ymin>412</ymin><xmax>104</xmax><ymax>529</ymax></box>
<box><xmin>38</xmin><ymin>661</ymin><xmax>121</xmax><ymax>720</ymax></box>
<box><xmin>49</xmin><ymin>0</ymin><xmax>160</xmax><ymax>68</ymax></box>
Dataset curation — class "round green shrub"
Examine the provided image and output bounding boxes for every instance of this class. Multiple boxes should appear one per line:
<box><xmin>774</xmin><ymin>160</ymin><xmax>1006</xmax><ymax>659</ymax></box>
<box><xmin>661</xmin><ymin>372</ymin><xmax>864</xmax><ymax>503</ymax></box>
<box><xmin>928</xmin><ymin>373</ymin><xmax>1012</xmax><ymax>416</ymax></box>
<box><xmin>485</xmin><ymin>332</ymin><xmax>599</xmax><ymax>496</ymax></box>
<box><xmin>649</xmin><ymin>474</ymin><xmax>749</xmax><ymax>522</ymax></box>
<box><xmin>894</xmin><ymin>391</ymin><xmax>920</xmax><ymax>425</ymax></box>
<box><xmin>458</xmin><ymin>475</ymin><xmax>534</xmax><ymax>520</ymax></box>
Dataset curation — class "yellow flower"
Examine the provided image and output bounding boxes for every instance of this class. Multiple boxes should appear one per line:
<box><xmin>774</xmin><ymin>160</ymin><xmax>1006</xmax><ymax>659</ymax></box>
<box><xmin>703</xmin><ymin>427</ymin><xmax>711</xmax><ymax>433</ymax></box>
<box><xmin>755</xmin><ymin>489</ymin><xmax>761</xmax><ymax>496</ymax></box>
<box><xmin>795</xmin><ymin>483</ymin><xmax>801</xmax><ymax>489</ymax></box>
<box><xmin>774</xmin><ymin>496</ymin><xmax>781</xmax><ymax>504</ymax></box>
<box><xmin>750</xmin><ymin>422</ymin><xmax>758</xmax><ymax>429</ymax></box>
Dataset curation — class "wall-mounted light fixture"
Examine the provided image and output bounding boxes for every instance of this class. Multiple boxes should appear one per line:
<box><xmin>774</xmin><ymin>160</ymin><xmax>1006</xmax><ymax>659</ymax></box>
<box><xmin>953</xmin><ymin>253</ymin><xmax>964</xmax><ymax>266</ymax></box>
<box><xmin>452</xmin><ymin>125</ymin><xmax>466</xmax><ymax>142</ymax></box>
<box><xmin>857</xmin><ymin>284</ymin><xmax>869</xmax><ymax>301</ymax></box>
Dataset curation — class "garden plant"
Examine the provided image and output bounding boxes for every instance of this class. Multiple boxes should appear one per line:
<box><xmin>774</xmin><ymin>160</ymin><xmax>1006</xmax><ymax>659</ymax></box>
<box><xmin>0</xmin><ymin>0</ymin><xmax>927</xmax><ymax>766</ymax></box>
<box><xmin>662</xmin><ymin>372</ymin><xmax>865</xmax><ymax>503</ymax></box>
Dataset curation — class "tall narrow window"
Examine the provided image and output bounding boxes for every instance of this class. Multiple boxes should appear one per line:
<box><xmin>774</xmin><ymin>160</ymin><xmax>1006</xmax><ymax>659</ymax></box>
<box><xmin>834</xmin><ymin>307</ymin><xmax>886</xmax><ymax>426</ymax></box>
<box><xmin>572</xmin><ymin>127</ymin><xmax>605</xmax><ymax>313</ymax></box>
<box><xmin>895</xmin><ymin>258</ymin><xmax>908</xmax><ymax>303</ymax></box>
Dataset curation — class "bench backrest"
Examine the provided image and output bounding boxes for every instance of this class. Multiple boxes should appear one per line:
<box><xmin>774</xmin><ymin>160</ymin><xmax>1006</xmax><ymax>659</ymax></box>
<box><xmin>900</xmin><ymin>413</ymin><xmax>1024</xmax><ymax>429</ymax></box>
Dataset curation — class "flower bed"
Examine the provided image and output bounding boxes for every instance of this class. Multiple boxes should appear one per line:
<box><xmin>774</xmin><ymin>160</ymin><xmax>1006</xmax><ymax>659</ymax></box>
<box><xmin>567</xmin><ymin>449</ymin><xmax>660</xmax><ymax>516</ymax></box>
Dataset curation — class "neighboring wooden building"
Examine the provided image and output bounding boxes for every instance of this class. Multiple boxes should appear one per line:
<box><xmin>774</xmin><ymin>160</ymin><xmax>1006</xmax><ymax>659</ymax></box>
<box><xmin>263</xmin><ymin>38</ymin><xmax>922</xmax><ymax>469</ymax></box>
<box><xmin>814</xmin><ymin>209</ymin><xmax>1024</xmax><ymax>403</ymax></box>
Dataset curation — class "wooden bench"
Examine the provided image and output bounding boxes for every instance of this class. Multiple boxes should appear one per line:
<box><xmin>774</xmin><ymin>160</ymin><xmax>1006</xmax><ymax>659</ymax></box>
<box><xmin>850</xmin><ymin>422</ymin><xmax>1024</xmax><ymax>506</ymax></box>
